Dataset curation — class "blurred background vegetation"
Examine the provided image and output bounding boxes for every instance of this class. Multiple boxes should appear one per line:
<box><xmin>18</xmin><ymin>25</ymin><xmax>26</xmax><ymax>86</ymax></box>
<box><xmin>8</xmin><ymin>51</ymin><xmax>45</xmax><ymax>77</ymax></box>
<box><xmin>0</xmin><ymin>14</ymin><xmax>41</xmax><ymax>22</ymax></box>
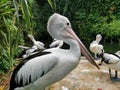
<box><xmin>0</xmin><ymin>0</ymin><xmax>120</xmax><ymax>73</ymax></box>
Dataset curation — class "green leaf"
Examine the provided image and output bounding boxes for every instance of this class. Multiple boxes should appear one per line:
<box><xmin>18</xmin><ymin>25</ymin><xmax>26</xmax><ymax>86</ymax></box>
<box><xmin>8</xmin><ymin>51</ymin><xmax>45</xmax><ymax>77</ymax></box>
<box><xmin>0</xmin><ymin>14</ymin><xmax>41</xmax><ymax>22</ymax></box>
<box><xmin>20</xmin><ymin>0</ymin><xmax>31</xmax><ymax>32</ymax></box>
<box><xmin>13</xmin><ymin>0</ymin><xmax>19</xmax><ymax>22</ymax></box>
<box><xmin>47</xmin><ymin>0</ymin><xmax>54</xmax><ymax>10</ymax></box>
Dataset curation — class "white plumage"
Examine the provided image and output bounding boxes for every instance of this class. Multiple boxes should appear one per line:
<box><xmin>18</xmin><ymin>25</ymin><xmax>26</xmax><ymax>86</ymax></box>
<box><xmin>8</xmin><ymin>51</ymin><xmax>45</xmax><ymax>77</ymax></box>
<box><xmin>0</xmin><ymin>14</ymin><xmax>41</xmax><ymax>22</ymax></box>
<box><xmin>28</xmin><ymin>34</ymin><xmax>45</xmax><ymax>50</ymax></box>
<box><xmin>89</xmin><ymin>34</ymin><xmax>103</xmax><ymax>59</ymax></box>
<box><xmin>98</xmin><ymin>51</ymin><xmax>120</xmax><ymax>82</ymax></box>
<box><xmin>10</xmin><ymin>13</ymin><xmax>99</xmax><ymax>90</ymax></box>
<box><xmin>101</xmin><ymin>53</ymin><xmax>120</xmax><ymax>70</ymax></box>
<box><xmin>115</xmin><ymin>50</ymin><xmax>120</xmax><ymax>57</ymax></box>
<box><xmin>49</xmin><ymin>38</ymin><xmax>63</xmax><ymax>48</ymax></box>
<box><xmin>18</xmin><ymin>34</ymin><xmax>45</xmax><ymax>59</ymax></box>
<box><xmin>20</xmin><ymin>46</ymin><xmax>38</xmax><ymax>59</ymax></box>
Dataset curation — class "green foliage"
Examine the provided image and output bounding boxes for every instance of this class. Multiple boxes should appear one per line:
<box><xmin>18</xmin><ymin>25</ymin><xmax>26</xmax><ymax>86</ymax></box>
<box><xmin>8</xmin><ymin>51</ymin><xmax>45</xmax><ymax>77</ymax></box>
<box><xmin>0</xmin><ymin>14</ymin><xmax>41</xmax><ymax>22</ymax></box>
<box><xmin>0</xmin><ymin>1</ymin><xmax>14</xmax><ymax>29</ymax></box>
<box><xmin>73</xmin><ymin>0</ymin><xmax>118</xmax><ymax>40</ymax></box>
<box><xmin>13</xmin><ymin>0</ymin><xmax>34</xmax><ymax>34</ymax></box>
<box><xmin>0</xmin><ymin>0</ymin><xmax>24</xmax><ymax>73</ymax></box>
<box><xmin>47</xmin><ymin>0</ymin><xmax>54</xmax><ymax>11</ymax></box>
<box><xmin>0</xmin><ymin>18</ymin><xmax>24</xmax><ymax>72</ymax></box>
<box><xmin>29</xmin><ymin>0</ymin><xmax>52</xmax><ymax>39</ymax></box>
<box><xmin>33</xmin><ymin>0</ymin><xmax>120</xmax><ymax>42</ymax></box>
<box><xmin>92</xmin><ymin>19</ymin><xmax>120</xmax><ymax>42</ymax></box>
<box><xmin>0</xmin><ymin>0</ymin><xmax>14</xmax><ymax>72</ymax></box>
<box><xmin>20</xmin><ymin>0</ymin><xmax>33</xmax><ymax>33</ymax></box>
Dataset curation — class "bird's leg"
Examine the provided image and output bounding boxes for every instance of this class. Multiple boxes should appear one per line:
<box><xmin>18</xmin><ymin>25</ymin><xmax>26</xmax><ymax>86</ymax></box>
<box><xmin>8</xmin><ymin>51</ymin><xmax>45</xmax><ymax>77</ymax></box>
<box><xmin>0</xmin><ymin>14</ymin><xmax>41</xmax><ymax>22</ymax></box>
<box><xmin>115</xmin><ymin>70</ymin><xmax>118</xmax><ymax>78</ymax></box>
<box><xmin>94</xmin><ymin>53</ymin><xmax>99</xmax><ymax>60</ymax></box>
<box><xmin>98</xmin><ymin>59</ymin><xmax>104</xmax><ymax>66</ymax></box>
<box><xmin>109</xmin><ymin>69</ymin><xmax>112</xmax><ymax>78</ymax></box>
<box><xmin>110</xmin><ymin>70</ymin><xmax>120</xmax><ymax>82</ymax></box>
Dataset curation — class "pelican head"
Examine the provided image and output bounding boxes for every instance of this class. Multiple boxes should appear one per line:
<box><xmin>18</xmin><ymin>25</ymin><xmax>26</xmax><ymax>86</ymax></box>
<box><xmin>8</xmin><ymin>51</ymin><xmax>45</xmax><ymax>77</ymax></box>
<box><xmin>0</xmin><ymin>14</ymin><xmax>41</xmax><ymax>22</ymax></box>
<box><xmin>47</xmin><ymin>13</ymin><xmax>99</xmax><ymax>69</ymax></box>
<box><xmin>47</xmin><ymin>13</ymin><xmax>71</xmax><ymax>40</ymax></box>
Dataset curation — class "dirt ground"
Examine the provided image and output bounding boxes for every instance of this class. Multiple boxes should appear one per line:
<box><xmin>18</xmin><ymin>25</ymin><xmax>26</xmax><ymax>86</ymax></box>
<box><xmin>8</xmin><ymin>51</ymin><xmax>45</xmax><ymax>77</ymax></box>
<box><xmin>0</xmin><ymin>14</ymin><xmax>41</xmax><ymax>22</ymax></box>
<box><xmin>0</xmin><ymin>57</ymin><xmax>120</xmax><ymax>90</ymax></box>
<box><xmin>50</xmin><ymin>57</ymin><xmax>120</xmax><ymax>90</ymax></box>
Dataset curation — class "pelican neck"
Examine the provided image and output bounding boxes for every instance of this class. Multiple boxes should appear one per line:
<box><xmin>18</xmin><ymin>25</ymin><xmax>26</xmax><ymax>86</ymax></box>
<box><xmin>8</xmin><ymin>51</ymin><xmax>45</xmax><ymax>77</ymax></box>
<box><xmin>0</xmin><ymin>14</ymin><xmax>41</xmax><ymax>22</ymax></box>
<box><xmin>65</xmin><ymin>39</ymin><xmax>81</xmax><ymax>58</ymax></box>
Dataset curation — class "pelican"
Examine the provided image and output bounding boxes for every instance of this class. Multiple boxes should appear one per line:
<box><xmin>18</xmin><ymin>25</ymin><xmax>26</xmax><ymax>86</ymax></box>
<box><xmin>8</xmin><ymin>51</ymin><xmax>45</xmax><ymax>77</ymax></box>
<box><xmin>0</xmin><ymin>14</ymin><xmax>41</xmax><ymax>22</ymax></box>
<box><xmin>49</xmin><ymin>38</ymin><xmax>63</xmax><ymax>48</ymax></box>
<box><xmin>18</xmin><ymin>34</ymin><xmax>45</xmax><ymax>59</ymax></box>
<box><xmin>115</xmin><ymin>50</ymin><xmax>120</xmax><ymax>57</ymax></box>
<box><xmin>9</xmin><ymin>13</ymin><xmax>99</xmax><ymax>90</ymax></box>
<box><xmin>18</xmin><ymin>45</ymin><xmax>35</xmax><ymax>59</ymax></box>
<box><xmin>23</xmin><ymin>46</ymin><xmax>40</xmax><ymax>59</ymax></box>
<box><xmin>18</xmin><ymin>45</ymin><xmax>41</xmax><ymax>59</ymax></box>
<box><xmin>28</xmin><ymin>34</ymin><xmax>45</xmax><ymax>50</ymax></box>
<box><xmin>89</xmin><ymin>34</ymin><xmax>103</xmax><ymax>59</ymax></box>
<box><xmin>98</xmin><ymin>51</ymin><xmax>120</xmax><ymax>82</ymax></box>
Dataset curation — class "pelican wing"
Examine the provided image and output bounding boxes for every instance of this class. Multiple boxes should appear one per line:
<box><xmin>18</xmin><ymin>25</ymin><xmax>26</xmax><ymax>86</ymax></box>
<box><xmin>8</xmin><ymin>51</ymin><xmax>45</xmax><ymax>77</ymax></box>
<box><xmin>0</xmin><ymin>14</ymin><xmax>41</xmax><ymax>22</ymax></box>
<box><xmin>109</xmin><ymin>59</ymin><xmax>120</xmax><ymax>64</ymax></box>
<box><xmin>10</xmin><ymin>51</ymin><xmax>58</xmax><ymax>90</ymax></box>
<box><xmin>90</xmin><ymin>43</ymin><xmax>103</xmax><ymax>54</ymax></box>
<box><xmin>108</xmin><ymin>54</ymin><xmax>120</xmax><ymax>64</ymax></box>
<box><xmin>103</xmin><ymin>53</ymin><xmax>120</xmax><ymax>64</ymax></box>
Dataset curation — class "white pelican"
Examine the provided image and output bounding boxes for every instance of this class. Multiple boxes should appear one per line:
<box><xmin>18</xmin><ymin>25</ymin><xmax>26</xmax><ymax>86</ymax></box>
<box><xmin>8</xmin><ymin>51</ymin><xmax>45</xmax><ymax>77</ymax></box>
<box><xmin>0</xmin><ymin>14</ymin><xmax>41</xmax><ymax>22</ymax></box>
<box><xmin>115</xmin><ymin>50</ymin><xmax>120</xmax><ymax>57</ymax></box>
<box><xmin>49</xmin><ymin>38</ymin><xmax>63</xmax><ymax>48</ymax></box>
<box><xmin>9</xmin><ymin>13</ymin><xmax>99</xmax><ymax>90</ymax></box>
<box><xmin>18</xmin><ymin>34</ymin><xmax>45</xmax><ymax>59</ymax></box>
<box><xmin>22</xmin><ymin>46</ymin><xmax>39</xmax><ymax>59</ymax></box>
<box><xmin>18</xmin><ymin>45</ymin><xmax>36</xmax><ymax>59</ymax></box>
<box><xmin>98</xmin><ymin>51</ymin><xmax>120</xmax><ymax>82</ymax></box>
<box><xmin>89</xmin><ymin>34</ymin><xmax>103</xmax><ymax>59</ymax></box>
<box><xmin>28</xmin><ymin>34</ymin><xmax>45</xmax><ymax>50</ymax></box>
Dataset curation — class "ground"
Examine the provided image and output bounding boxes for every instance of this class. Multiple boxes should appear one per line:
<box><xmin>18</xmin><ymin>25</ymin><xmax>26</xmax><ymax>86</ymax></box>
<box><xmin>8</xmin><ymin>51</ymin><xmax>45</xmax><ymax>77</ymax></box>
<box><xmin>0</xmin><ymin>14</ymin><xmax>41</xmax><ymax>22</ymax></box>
<box><xmin>50</xmin><ymin>57</ymin><xmax>120</xmax><ymax>90</ymax></box>
<box><xmin>0</xmin><ymin>57</ymin><xmax>120</xmax><ymax>90</ymax></box>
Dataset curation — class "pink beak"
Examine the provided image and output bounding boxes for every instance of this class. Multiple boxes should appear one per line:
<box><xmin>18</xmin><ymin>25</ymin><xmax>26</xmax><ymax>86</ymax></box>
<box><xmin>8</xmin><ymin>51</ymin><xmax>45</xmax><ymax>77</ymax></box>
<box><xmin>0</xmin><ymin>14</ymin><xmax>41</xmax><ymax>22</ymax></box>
<box><xmin>64</xmin><ymin>27</ymin><xmax>100</xmax><ymax>69</ymax></box>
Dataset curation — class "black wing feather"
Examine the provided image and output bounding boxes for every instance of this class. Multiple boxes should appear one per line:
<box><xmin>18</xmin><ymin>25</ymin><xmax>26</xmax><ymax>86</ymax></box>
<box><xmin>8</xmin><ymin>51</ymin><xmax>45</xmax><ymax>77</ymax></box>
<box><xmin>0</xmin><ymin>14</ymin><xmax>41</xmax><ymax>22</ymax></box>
<box><xmin>9</xmin><ymin>51</ymin><xmax>51</xmax><ymax>90</ymax></box>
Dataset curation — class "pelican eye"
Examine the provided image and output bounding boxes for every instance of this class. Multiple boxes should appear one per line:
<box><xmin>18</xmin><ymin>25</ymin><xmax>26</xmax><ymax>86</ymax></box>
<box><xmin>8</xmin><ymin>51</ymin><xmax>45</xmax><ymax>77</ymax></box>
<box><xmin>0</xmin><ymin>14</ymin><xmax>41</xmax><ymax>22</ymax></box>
<box><xmin>67</xmin><ymin>22</ymin><xmax>69</xmax><ymax>25</ymax></box>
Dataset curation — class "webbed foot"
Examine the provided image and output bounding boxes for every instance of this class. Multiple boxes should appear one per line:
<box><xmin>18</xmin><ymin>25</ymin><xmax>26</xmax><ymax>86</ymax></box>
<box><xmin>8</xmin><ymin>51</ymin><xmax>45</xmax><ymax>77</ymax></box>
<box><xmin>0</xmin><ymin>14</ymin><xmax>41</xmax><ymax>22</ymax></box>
<box><xmin>110</xmin><ymin>77</ymin><xmax>120</xmax><ymax>82</ymax></box>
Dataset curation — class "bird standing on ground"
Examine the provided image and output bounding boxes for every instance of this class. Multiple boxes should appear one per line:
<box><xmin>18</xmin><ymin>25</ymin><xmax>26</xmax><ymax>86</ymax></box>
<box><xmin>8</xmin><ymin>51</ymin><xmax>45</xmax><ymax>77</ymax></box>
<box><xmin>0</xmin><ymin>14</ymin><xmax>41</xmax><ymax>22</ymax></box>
<box><xmin>89</xmin><ymin>34</ymin><xmax>103</xmax><ymax>59</ymax></box>
<box><xmin>9</xmin><ymin>13</ymin><xmax>99</xmax><ymax>90</ymax></box>
<box><xmin>98</xmin><ymin>51</ymin><xmax>120</xmax><ymax>82</ymax></box>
